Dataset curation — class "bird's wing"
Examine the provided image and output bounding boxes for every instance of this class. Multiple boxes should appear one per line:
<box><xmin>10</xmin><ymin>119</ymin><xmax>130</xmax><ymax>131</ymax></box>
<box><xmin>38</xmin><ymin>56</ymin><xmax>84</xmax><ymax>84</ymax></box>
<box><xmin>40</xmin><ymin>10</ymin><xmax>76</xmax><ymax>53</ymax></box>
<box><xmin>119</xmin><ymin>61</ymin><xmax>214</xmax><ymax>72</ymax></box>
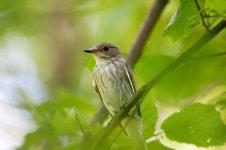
<box><xmin>124</xmin><ymin>63</ymin><xmax>142</xmax><ymax>117</ymax></box>
<box><xmin>93</xmin><ymin>80</ymin><xmax>104</xmax><ymax>105</ymax></box>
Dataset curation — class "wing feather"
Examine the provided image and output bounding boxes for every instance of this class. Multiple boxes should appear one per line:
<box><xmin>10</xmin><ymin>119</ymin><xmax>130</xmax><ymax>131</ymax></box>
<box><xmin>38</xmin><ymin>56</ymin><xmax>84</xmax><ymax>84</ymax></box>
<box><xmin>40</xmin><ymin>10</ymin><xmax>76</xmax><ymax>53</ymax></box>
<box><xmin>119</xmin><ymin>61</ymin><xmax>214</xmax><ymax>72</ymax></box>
<box><xmin>124</xmin><ymin>63</ymin><xmax>141</xmax><ymax>117</ymax></box>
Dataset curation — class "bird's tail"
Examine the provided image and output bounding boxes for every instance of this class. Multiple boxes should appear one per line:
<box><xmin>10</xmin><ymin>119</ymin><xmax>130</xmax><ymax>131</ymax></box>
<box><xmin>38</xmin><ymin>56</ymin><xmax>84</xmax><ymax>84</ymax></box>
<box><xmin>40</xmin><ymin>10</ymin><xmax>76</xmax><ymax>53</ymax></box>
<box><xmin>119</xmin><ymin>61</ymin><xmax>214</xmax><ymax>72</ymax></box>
<box><xmin>121</xmin><ymin>117</ymin><xmax>147</xmax><ymax>150</ymax></box>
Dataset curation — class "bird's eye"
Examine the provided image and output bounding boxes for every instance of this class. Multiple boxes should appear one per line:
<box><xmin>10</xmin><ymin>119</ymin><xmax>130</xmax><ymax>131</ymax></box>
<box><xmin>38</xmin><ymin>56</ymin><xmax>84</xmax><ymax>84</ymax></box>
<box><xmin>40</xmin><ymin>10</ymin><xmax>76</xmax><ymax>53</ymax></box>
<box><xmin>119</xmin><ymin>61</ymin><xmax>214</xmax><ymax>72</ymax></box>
<box><xmin>103</xmin><ymin>46</ymin><xmax>109</xmax><ymax>51</ymax></box>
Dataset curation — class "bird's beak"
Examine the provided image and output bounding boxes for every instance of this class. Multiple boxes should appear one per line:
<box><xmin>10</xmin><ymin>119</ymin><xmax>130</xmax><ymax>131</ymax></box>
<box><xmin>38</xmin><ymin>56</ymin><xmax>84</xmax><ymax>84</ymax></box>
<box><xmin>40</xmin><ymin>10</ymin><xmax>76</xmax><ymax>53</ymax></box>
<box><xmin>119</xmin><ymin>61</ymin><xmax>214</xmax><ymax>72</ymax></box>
<box><xmin>83</xmin><ymin>49</ymin><xmax>94</xmax><ymax>53</ymax></box>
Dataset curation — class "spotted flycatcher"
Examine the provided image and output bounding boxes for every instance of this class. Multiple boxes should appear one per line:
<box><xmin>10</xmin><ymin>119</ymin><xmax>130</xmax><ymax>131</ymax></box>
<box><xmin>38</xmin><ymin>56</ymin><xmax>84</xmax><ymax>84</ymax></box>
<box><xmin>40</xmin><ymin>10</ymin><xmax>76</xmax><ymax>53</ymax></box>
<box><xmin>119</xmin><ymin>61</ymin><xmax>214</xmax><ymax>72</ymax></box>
<box><xmin>84</xmin><ymin>43</ymin><xmax>147</xmax><ymax>150</ymax></box>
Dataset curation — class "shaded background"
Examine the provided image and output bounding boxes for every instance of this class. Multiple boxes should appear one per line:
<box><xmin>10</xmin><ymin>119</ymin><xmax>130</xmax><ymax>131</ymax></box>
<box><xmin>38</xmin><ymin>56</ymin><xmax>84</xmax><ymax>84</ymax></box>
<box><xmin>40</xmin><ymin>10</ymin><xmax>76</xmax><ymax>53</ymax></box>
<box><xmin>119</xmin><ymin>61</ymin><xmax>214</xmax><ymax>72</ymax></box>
<box><xmin>0</xmin><ymin>0</ymin><xmax>226</xmax><ymax>150</ymax></box>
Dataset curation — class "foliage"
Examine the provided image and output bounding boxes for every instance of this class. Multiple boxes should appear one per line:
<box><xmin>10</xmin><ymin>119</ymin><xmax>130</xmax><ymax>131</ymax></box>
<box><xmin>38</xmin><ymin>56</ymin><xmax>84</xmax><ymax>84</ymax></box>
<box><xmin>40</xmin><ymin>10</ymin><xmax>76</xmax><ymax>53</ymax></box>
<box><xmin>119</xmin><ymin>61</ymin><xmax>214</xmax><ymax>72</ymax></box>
<box><xmin>162</xmin><ymin>103</ymin><xmax>226</xmax><ymax>147</ymax></box>
<box><xmin>163</xmin><ymin>0</ymin><xmax>205</xmax><ymax>41</ymax></box>
<box><xmin>163</xmin><ymin>0</ymin><xmax>226</xmax><ymax>41</ymax></box>
<box><xmin>0</xmin><ymin>0</ymin><xmax>226</xmax><ymax>150</ymax></box>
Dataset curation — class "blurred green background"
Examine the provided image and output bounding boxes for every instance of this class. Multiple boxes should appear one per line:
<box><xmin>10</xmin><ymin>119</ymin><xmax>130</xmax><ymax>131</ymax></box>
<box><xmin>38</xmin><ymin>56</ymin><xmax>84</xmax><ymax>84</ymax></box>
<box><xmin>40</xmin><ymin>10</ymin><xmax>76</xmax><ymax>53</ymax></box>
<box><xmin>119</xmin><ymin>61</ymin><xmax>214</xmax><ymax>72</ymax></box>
<box><xmin>0</xmin><ymin>0</ymin><xmax>226</xmax><ymax>150</ymax></box>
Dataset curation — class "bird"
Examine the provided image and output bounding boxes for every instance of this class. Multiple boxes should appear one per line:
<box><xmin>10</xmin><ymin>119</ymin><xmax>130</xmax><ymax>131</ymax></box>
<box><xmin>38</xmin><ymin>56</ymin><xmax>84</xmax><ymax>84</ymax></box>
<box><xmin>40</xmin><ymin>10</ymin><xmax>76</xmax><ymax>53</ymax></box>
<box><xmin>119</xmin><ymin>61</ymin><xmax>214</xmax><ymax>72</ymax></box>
<box><xmin>84</xmin><ymin>42</ymin><xmax>147</xmax><ymax>150</ymax></box>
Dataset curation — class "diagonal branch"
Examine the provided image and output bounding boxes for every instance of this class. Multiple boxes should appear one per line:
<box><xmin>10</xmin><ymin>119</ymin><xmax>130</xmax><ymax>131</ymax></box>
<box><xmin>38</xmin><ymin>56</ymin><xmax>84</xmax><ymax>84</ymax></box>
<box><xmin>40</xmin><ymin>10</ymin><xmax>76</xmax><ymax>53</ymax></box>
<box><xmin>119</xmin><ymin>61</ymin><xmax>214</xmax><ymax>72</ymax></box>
<box><xmin>126</xmin><ymin>0</ymin><xmax>169</xmax><ymax>68</ymax></box>
<box><xmin>91</xmin><ymin>20</ymin><xmax>226</xmax><ymax>149</ymax></box>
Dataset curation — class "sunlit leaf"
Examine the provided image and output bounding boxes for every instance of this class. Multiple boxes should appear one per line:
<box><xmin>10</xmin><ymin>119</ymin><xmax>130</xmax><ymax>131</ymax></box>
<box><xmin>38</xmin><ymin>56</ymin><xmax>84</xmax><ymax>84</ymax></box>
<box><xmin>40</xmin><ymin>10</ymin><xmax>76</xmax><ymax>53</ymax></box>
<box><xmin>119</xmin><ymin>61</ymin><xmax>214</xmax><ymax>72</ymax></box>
<box><xmin>161</xmin><ymin>103</ymin><xmax>226</xmax><ymax>147</ymax></box>
<box><xmin>163</xmin><ymin>0</ymin><xmax>205</xmax><ymax>41</ymax></box>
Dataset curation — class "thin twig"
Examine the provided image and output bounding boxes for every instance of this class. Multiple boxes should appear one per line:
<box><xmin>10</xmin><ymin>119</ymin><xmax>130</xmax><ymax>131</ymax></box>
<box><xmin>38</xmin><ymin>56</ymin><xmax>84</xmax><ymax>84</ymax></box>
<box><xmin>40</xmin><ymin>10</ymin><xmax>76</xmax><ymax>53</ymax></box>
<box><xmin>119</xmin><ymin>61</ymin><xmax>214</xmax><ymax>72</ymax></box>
<box><xmin>194</xmin><ymin>0</ymin><xmax>210</xmax><ymax>31</ymax></box>
<box><xmin>91</xmin><ymin>20</ymin><xmax>226</xmax><ymax>149</ymax></box>
<box><xmin>126</xmin><ymin>0</ymin><xmax>169</xmax><ymax>68</ymax></box>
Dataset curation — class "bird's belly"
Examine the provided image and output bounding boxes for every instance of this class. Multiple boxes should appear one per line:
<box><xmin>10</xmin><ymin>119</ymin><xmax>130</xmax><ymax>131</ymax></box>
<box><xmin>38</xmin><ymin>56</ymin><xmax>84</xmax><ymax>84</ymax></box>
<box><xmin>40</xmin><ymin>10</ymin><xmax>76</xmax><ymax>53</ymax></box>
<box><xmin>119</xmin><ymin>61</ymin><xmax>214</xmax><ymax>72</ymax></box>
<box><xmin>95</xmin><ymin>65</ymin><xmax>133</xmax><ymax>115</ymax></box>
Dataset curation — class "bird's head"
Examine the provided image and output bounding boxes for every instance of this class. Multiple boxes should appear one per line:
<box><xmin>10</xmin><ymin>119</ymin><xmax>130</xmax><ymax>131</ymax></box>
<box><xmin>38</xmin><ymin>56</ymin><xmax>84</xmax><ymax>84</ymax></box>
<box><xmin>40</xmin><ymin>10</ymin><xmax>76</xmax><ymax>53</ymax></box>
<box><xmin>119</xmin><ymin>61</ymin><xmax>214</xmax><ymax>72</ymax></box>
<box><xmin>83</xmin><ymin>43</ymin><xmax>121</xmax><ymax>59</ymax></box>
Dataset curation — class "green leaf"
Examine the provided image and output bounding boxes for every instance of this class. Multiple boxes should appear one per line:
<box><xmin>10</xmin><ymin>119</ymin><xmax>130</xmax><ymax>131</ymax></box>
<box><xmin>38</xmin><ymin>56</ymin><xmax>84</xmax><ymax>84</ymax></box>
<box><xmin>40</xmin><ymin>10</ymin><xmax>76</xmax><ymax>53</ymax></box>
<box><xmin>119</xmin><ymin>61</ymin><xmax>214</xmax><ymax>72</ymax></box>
<box><xmin>163</xmin><ymin>0</ymin><xmax>205</xmax><ymax>41</ymax></box>
<box><xmin>161</xmin><ymin>103</ymin><xmax>226</xmax><ymax>147</ymax></box>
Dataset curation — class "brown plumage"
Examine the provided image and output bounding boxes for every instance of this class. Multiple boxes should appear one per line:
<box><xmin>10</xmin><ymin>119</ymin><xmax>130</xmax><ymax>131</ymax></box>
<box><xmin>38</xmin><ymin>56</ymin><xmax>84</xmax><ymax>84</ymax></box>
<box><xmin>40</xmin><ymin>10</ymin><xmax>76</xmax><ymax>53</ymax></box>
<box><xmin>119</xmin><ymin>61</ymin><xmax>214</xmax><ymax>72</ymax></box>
<box><xmin>84</xmin><ymin>43</ymin><xmax>147</xmax><ymax>150</ymax></box>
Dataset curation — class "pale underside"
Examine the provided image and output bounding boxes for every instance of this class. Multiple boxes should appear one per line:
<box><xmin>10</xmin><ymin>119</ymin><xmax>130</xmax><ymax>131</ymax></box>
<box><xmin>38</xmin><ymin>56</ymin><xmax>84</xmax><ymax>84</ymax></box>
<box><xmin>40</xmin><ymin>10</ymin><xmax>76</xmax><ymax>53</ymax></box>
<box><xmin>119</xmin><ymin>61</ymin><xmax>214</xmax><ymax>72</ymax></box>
<box><xmin>93</xmin><ymin>57</ymin><xmax>140</xmax><ymax>117</ymax></box>
<box><xmin>92</xmin><ymin>55</ymin><xmax>146</xmax><ymax>150</ymax></box>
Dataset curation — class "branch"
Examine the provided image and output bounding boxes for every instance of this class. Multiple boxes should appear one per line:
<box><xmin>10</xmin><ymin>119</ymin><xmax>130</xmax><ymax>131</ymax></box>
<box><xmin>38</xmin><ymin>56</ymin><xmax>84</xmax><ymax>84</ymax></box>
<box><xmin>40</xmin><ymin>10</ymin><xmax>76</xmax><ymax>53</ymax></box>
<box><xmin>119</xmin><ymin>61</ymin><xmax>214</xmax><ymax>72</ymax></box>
<box><xmin>91</xmin><ymin>20</ymin><xmax>226</xmax><ymax>149</ymax></box>
<box><xmin>126</xmin><ymin>0</ymin><xmax>169</xmax><ymax>68</ymax></box>
<box><xmin>92</xmin><ymin>0</ymin><xmax>169</xmax><ymax>125</ymax></box>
